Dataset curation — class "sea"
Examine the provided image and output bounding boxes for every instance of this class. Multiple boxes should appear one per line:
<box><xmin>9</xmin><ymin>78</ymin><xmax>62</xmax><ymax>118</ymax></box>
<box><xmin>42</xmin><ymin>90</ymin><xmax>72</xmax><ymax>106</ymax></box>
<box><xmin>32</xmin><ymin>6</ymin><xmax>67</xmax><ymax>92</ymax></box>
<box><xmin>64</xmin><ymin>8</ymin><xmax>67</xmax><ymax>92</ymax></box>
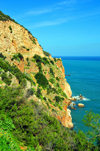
<box><xmin>60</xmin><ymin>56</ymin><xmax>100</xmax><ymax>132</ymax></box>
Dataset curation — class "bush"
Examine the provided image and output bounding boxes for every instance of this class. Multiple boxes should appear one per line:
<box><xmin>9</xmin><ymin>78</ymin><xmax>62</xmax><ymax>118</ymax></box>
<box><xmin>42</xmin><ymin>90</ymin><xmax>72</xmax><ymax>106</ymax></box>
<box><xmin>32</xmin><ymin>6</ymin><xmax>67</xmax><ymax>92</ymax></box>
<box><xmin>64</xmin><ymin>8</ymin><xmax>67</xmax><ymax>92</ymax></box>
<box><xmin>55</xmin><ymin>96</ymin><xmax>64</xmax><ymax>103</ymax></box>
<box><xmin>56</xmin><ymin>77</ymin><xmax>59</xmax><ymax>81</ymax></box>
<box><xmin>0</xmin><ymin>53</ymin><xmax>6</xmax><ymax>59</ymax></box>
<box><xmin>26</xmin><ymin>57</ymin><xmax>30</xmax><ymax>66</ymax></box>
<box><xmin>33</xmin><ymin>55</ymin><xmax>50</xmax><ymax>72</ymax></box>
<box><xmin>1</xmin><ymin>72</ymin><xmax>11</xmax><ymax>85</ymax></box>
<box><xmin>11</xmin><ymin>53</ymin><xmax>23</xmax><ymax>62</ymax></box>
<box><xmin>50</xmin><ymin>68</ymin><xmax>54</xmax><ymax>76</ymax></box>
<box><xmin>26</xmin><ymin>88</ymin><xmax>35</xmax><ymax>98</ymax></box>
<box><xmin>9</xmin><ymin>26</ymin><xmax>12</xmax><ymax>33</ymax></box>
<box><xmin>35</xmin><ymin>72</ymin><xmax>49</xmax><ymax>89</ymax></box>
<box><xmin>50</xmin><ymin>60</ymin><xmax>54</xmax><ymax>65</ymax></box>
<box><xmin>43</xmin><ymin>50</ymin><xmax>50</xmax><ymax>57</ymax></box>
<box><xmin>0</xmin><ymin>11</ymin><xmax>16</xmax><ymax>22</ymax></box>
<box><xmin>42</xmin><ymin>57</ymin><xmax>50</xmax><ymax>65</ymax></box>
<box><xmin>36</xmin><ymin>88</ymin><xmax>42</xmax><ymax>98</ymax></box>
<box><xmin>0</xmin><ymin>58</ymin><xmax>34</xmax><ymax>85</ymax></box>
<box><xmin>0</xmin><ymin>87</ymin><xmax>97</xmax><ymax>150</ymax></box>
<box><xmin>47</xmin><ymin>85</ymin><xmax>57</xmax><ymax>94</ymax></box>
<box><xmin>49</xmin><ymin>78</ymin><xmax>55</xmax><ymax>84</ymax></box>
<box><xmin>33</xmin><ymin>55</ymin><xmax>42</xmax><ymax>72</ymax></box>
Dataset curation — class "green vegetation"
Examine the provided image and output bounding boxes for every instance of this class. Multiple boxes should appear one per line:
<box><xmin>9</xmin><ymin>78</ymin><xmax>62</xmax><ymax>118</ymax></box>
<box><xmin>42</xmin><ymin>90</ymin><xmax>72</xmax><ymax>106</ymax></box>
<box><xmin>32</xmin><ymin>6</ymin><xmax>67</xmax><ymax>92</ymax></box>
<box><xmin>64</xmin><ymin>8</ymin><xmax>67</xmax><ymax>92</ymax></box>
<box><xmin>55</xmin><ymin>96</ymin><xmax>64</xmax><ymax>103</ymax></box>
<box><xmin>0</xmin><ymin>53</ymin><xmax>6</xmax><ymax>59</ymax></box>
<box><xmin>32</xmin><ymin>38</ymin><xmax>36</xmax><ymax>44</ymax></box>
<box><xmin>0</xmin><ymin>11</ymin><xmax>16</xmax><ymax>22</ymax></box>
<box><xmin>0</xmin><ymin>87</ymin><xmax>99</xmax><ymax>150</ymax></box>
<box><xmin>0</xmin><ymin>57</ymin><xmax>34</xmax><ymax>85</ymax></box>
<box><xmin>35</xmin><ymin>72</ymin><xmax>49</xmax><ymax>89</ymax></box>
<box><xmin>47</xmin><ymin>85</ymin><xmax>57</xmax><ymax>94</ymax></box>
<box><xmin>50</xmin><ymin>67</ymin><xmax>54</xmax><ymax>76</ymax></box>
<box><xmin>22</xmin><ymin>46</ymin><xmax>30</xmax><ymax>51</ymax></box>
<box><xmin>26</xmin><ymin>88</ymin><xmax>35</xmax><ymax>98</ymax></box>
<box><xmin>1</xmin><ymin>72</ymin><xmax>11</xmax><ymax>85</ymax></box>
<box><xmin>49</xmin><ymin>77</ymin><xmax>55</xmax><ymax>84</ymax></box>
<box><xmin>9</xmin><ymin>26</ymin><xmax>12</xmax><ymax>33</ymax></box>
<box><xmin>43</xmin><ymin>50</ymin><xmax>51</xmax><ymax>57</ymax></box>
<box><xmin>56</xmin><ymin>76</ymin><xmax>60</xmax><ymax>81</ymax></box>
<box><xmin>26</xmin><ymin>57</ymin><xmax>30</xmax><ymax>66</ymax></box>
<box><xmin>33</xmin><ymin>54</ymin><xmax>50</xmax><ymax>72</ymax></box>
<box><xmin>50</xmin><ymin>60</ymin><xmax>54</xmax><ymax>65</ymax></box>
<box><xmin>83</xmin><ymin>111</ymin><xmax>100</xmax><ymax>147</ymax></box>
<box><xmin>0</xmin><ymin>10</ymin><xmax>100</xmax><ymax>150</ymax></box>
<box><xmin>36</xmin><ymin>87</ymin><xmax>43</xmax><ymax>99</ymax></box>
<box><xmin>11</xmin><ymin>53</ymin><xmax>23</xmax><ymax>62</ymax></box>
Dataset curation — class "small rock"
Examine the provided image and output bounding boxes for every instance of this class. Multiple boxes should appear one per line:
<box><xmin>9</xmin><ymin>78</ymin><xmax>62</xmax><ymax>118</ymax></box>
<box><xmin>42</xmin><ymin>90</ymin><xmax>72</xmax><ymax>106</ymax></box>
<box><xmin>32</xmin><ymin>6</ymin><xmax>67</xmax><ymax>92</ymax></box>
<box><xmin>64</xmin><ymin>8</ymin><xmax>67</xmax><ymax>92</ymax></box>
<box><xmin>78</xmin><ymin>103</ymin><xmax>84</xmax><ymax>108</ymax></box>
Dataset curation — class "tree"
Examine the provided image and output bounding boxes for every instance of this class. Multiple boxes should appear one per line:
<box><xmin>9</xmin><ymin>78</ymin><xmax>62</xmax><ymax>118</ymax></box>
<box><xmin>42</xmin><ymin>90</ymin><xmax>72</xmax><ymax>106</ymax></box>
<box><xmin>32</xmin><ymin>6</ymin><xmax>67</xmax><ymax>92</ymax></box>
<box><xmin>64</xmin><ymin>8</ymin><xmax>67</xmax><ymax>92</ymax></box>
<box><xmin>83</xmin><ymin>111</ymin><xmax>100</xmax><ymax>149</ymax></box>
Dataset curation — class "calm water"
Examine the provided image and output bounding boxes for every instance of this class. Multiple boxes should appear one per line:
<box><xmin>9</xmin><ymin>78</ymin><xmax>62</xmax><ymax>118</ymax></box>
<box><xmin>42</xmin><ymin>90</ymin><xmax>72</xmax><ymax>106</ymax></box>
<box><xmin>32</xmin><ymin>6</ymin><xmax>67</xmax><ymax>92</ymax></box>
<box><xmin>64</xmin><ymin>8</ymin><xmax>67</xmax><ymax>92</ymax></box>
<box><xmin>61</xmin><ymin>57</ymin><xmax>100</xmax><ymax>132</ymax></box>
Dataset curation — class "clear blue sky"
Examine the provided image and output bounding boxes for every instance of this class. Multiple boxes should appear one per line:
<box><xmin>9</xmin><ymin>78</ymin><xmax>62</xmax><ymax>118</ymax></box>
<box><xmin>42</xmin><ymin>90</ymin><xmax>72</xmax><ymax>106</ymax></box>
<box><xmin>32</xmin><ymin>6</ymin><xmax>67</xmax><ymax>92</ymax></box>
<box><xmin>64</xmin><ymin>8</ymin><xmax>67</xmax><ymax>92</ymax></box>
<box><xmin>0</xmin><ymin>0</ymin><xmax>100</xmax><ymax>56</ymax></box>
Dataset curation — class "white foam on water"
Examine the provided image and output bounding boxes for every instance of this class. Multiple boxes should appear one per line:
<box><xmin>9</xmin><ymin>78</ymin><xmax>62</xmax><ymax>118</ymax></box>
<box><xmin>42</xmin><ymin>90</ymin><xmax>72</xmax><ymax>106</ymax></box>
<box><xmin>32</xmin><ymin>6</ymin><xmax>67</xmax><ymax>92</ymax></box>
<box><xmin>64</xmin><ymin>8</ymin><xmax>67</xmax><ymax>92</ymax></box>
<box><xmin>82</xmin><ymin>97</ymin><xmax>90</xmax><ymax>101</ymax></box>
<box><xmin>72</xmin><ymin>96</ymin><xmax>90</xmax><ymax>101</ymax></box>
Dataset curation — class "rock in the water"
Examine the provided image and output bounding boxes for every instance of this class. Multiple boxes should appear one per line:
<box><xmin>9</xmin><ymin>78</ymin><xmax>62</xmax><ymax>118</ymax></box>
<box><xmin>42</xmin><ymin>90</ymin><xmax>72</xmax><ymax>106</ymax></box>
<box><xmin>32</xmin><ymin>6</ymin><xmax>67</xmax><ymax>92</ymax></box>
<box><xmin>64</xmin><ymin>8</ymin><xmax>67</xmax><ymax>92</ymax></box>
<box><xmin>78</xmin><ymin>103</ymin><xmax>84</xmax><ymax>108</ymax></box>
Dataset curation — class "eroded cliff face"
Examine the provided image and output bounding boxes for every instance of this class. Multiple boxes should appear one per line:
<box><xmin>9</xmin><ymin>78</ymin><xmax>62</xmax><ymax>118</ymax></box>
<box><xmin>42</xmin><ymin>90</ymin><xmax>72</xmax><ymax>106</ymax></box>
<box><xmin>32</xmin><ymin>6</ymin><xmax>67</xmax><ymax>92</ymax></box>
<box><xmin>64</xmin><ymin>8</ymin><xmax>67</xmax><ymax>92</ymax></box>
<box><xmin>0</xmin><ymin>21</ymin><xmax>45</xmax><ymax>60</ymax></box>
<box><xmin>55</xmin><ymin>59</ymin><xmax>73</xmax><ymax>128</ymax></box>
<box><xmin>0</xmin><ymin>19</ymin><xmax>73</xmax><ymax>128</ymax></box>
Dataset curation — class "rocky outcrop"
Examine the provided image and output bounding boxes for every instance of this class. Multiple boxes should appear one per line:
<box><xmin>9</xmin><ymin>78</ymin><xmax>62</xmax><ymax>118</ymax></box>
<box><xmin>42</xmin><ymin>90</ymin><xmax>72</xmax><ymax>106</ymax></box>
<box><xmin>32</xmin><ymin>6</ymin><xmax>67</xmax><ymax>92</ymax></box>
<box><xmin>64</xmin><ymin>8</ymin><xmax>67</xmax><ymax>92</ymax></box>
<box><xmin>78</xmin><ymin>103</ymin><xmax>85</xmax><ymax>108</ymax></box>
<box><xmin>0</xmin><ymin>20</ymin><xmax>44</xmax><ymax>60</ymax></box>
<box><xmin>0</xmin><ymin>17</ymin><xmax>73</xmax><ymax>128</ymax></box>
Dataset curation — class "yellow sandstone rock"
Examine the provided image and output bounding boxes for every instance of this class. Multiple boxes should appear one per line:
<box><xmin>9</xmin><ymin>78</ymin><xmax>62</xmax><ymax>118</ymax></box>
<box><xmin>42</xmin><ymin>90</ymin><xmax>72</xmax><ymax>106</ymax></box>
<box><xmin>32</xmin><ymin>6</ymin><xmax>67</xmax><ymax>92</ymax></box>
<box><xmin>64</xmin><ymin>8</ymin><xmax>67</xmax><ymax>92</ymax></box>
<box><xmin>78</xmin><ymin>103</ymin><xmax>84</xmax><ymax>108</ymax></box>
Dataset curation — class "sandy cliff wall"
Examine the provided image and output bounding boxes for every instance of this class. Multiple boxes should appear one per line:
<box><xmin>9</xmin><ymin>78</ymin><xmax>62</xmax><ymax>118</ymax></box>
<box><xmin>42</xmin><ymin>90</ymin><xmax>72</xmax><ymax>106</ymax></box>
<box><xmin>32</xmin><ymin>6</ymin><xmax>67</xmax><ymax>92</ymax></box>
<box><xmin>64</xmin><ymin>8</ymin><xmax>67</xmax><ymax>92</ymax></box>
<box><xmin>0</xmin><ymin>20</ymin><xmax>73</xmax><ymax>128</ymax></box>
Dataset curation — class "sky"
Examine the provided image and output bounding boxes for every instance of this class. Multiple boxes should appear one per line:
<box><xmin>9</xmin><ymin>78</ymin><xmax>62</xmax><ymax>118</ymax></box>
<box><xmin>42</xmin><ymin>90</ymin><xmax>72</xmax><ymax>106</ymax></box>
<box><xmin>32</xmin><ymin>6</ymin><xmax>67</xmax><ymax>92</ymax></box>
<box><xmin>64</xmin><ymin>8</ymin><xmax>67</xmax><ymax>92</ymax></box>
<box><xmin>0</xmin><ymin>0</ymin><xmax>100</xmax><ymax>56</ymax></box>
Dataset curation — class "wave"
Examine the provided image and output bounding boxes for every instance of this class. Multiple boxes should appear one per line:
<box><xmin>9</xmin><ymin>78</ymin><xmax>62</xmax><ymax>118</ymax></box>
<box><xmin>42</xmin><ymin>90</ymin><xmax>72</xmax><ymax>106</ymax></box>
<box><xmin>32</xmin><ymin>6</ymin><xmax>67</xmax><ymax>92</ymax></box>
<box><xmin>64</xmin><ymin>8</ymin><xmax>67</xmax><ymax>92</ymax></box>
<box><xmin>72</xmin><ymin>95</ymin><xmax>90</xmax><ymax>101</ymax></box>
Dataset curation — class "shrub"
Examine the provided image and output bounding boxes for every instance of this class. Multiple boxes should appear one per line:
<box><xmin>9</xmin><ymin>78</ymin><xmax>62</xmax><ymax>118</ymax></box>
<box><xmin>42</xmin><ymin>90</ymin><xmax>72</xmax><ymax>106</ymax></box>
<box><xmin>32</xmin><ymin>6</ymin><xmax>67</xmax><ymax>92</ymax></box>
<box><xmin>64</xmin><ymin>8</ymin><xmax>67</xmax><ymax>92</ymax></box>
<box><xmin>0</xmin><ymin>11</ymin><xmax>16</xmax><ymax>22</ymax></box>
<box><xmin>0</xmin><ymin>53</ymin><xmax>6</xmax><ymax>59</ymax></box>
<box><xmin>55</xmin><ymin>96</ymin><xmax>64</xmax><ymax>103</ymax></box>
<box><xmin>49</xmin><ymin>78</ymin><xmax>55</xmax><ymax>84</ymax></box>
<box><xmin>26</xmin><ymin>57</ymin><xmax>30</xmax><ymax>66</ymax></box>
<box><xmin>0</xmin><ymin>58</ymin><xmax>34</xmax><ymax>85</ymax></box>
<box><xmin>33</xmin><ymin>55</ymin><xmax>42</xmax><ymax>72</ymax></box>
<box><xmin>42</xmin><ymin>57</ymin><xmax>50</xmax><ymax>65</ymax></box>
<box><xmin>43</xmin><ymin>50</ymin><xmax>50</xmax><ymax>57</ymax></box>
<box><xmin>26</xmin><ymin>88</ymin><xmax>35</xmax><ymax>98</ymax></box>
<box><xmin>11</xmin><ymin>53</ymin><xmax>23</xmax><ymax>62</ymax></box>
<box><xmin>32</xmin><ymin>38</ymin><xmax>36</xmax><ymax>44</ymax></box>
<box><xmin>1</xmin><ymin>72</ymin><xmax>11</xmax><ymax>85</ymax></box>
<box><xmin>54</xmin><ymin>58</ymin><xmax>57</xmax><ymax>62</ymax></box>
<box><xmin>50</xmin><ymin>68</ymin><xmax>54</xmax><ymax>76</ymax></box>
<box><xmin>9</xmin><ymin>26</ymin><xmax>12</xmax><ymax>33</ymax></box>
<box><xmin>0</xmin><ymin>87</ymin><xmax>97</xmax><ymax>150</ymax></box>
<box><xmin>35</xmin><ymin>72</ymin><xmax>49</xmax><ymax>89</ymax></box>
<box><xmin>36</xmin><ymin>88</ymin><xmax>42</xmax><ymax>98</ymax></box>
<box><xmin>47</xmin><ymin>85</ymin><xmax>57</xmax><ymax>94</ymax></box>
<box><xmin>56</xmin><ymin>77</ymin><xmax>59</xmax><ymax>81</ymax></box>
<box><xmin>50</xmin><ymin>60</ymin><xmax>54</xmax><ymax>65</ymax></box>
<box><xmin>22</xmin><ymin>46</ymin><xmax>30</xmax><ymax>51</ymax></box>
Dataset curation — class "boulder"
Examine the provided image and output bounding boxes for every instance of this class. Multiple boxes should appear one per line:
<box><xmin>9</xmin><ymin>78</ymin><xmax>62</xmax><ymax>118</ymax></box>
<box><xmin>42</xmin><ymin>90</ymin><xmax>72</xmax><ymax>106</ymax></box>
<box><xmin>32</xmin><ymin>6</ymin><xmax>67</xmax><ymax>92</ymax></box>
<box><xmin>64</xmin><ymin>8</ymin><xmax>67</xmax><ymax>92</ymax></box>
<box><xmin>78</xmin><ymin>103</ymin><xmax>84</xmax><ymax>108</ymax></box>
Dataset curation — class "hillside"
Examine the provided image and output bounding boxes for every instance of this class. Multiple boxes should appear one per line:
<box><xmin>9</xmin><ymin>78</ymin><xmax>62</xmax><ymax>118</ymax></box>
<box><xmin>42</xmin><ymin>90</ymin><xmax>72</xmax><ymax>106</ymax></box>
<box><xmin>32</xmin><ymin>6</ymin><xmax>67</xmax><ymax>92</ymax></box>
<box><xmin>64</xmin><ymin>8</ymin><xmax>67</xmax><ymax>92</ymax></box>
<box><xmin>0</xmin><ymin>10</ymin><xmax>73</xmax><ymax>129</ymax></box>
<box><xmin>0</xmin><ymin>11</ymin><xmax>98</xmax><ymax>150</ymax></box>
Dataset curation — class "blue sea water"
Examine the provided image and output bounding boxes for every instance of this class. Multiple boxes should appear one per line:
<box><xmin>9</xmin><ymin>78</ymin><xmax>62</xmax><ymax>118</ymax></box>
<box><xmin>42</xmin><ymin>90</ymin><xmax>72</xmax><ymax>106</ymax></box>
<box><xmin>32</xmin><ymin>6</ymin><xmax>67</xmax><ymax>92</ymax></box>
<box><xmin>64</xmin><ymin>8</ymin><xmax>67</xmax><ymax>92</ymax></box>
<box><xmin>61</xmin><ymin>57</ymin><xmax>100</xmax><ymax>132</ymax></box>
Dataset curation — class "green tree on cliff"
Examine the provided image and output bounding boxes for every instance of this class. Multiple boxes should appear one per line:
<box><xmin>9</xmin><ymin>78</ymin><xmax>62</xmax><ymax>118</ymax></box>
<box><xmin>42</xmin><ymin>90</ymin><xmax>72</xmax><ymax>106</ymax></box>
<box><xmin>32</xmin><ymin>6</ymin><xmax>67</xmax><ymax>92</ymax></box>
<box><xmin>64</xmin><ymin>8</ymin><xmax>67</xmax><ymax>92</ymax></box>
<box><xmin>83</xmin><ymin>111</ymin><xmax>100</xmax><ymax>149</ymax></box>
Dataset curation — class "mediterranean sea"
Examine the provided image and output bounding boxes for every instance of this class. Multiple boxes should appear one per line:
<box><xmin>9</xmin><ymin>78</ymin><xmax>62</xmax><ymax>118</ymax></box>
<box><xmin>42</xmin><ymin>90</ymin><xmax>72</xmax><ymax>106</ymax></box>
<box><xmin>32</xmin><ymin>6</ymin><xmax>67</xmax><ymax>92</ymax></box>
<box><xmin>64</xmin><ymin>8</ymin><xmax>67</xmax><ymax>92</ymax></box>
<box><xmin>61</xmin><ymin>56</ymin><xmax>100</xmax><ymax>132</ymax></box>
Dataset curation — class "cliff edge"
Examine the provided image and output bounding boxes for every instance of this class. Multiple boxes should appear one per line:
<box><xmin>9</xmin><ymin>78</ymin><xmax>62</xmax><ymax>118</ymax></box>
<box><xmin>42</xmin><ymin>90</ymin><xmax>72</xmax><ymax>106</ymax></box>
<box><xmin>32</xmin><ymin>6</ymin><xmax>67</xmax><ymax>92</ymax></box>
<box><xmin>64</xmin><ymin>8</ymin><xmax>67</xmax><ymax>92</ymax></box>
<box><xmin>0</xmin><ymin>11</ymin><xmax>73</xmax><ymax>128</ymax></box>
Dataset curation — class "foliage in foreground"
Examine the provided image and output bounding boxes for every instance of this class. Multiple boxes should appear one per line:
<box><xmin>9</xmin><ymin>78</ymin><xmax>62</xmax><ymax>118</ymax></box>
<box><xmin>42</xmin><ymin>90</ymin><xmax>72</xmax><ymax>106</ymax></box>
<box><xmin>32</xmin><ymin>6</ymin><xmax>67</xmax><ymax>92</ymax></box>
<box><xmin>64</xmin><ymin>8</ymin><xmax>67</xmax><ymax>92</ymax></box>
<box><xmin>83</xmin><ymin>111</ymin><xmax>100</xmax><ymax>147</ymax></box>
<box><xmin>0</xmin><ymin>86</ymin><xmax>98</xmax><ymax>151</ymax></box>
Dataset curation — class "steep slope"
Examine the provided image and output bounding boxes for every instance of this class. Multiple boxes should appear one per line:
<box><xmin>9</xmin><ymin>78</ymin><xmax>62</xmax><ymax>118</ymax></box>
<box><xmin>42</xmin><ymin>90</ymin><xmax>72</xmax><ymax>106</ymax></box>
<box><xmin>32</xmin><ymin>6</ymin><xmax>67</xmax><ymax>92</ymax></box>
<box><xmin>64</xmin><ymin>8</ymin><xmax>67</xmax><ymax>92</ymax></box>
<box><xmin>0</xmin><ymin>11</ymin><xmax>73</xmax><ymax>129</ymax></box>
<box><xmin>0</xmin><ymin>11</ymin><xmax>98</xmax><ymax>151</ymax></box>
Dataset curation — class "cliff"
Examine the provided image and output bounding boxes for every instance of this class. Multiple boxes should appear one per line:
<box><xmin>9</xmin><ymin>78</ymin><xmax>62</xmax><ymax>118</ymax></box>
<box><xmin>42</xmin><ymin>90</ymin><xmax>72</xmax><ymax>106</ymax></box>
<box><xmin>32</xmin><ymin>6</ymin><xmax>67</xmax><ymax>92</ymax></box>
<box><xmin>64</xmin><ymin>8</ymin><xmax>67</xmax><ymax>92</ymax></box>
<box><xmin>0</xmin><ymin>11</ymin><xmax>73</xmax><ymax>128</ymax></box>
<box><xmin>0</xmin><ymin>11</ymin><xmax>98</xmax><ymax>151</ymax></box>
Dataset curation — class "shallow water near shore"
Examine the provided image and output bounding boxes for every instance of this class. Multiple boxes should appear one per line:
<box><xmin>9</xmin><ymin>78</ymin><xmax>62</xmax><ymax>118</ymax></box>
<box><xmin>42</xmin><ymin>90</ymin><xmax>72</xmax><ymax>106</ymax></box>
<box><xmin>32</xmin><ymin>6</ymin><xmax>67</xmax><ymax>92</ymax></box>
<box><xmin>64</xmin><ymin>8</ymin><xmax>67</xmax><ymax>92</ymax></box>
<box><xmin>61</xmin><ymin>57</ymin><xmax>100</xmax><ymax>132</ymax></box>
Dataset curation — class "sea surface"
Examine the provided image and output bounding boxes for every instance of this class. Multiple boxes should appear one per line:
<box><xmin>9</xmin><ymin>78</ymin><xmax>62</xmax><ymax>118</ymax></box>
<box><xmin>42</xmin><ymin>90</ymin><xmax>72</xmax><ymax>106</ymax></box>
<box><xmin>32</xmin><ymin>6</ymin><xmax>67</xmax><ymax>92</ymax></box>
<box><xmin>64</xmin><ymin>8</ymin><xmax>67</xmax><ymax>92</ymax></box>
<box><xmin>61</xmin><ymin>56</ymin><xmax>100</xmax><ymax>132</ymax></box>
